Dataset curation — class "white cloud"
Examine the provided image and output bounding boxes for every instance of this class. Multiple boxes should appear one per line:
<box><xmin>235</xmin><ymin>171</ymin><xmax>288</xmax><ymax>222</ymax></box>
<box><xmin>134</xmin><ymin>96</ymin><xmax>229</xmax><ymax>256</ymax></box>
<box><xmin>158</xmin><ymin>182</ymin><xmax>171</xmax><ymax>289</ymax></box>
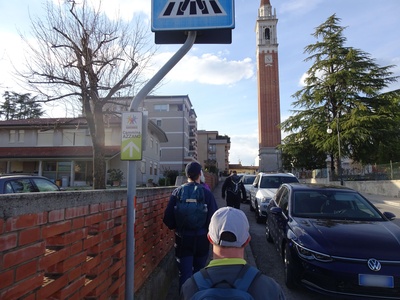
<box><xmin>229</xmin><ymin>132</ymin><xmax>259</xmax><ymax>166</ymax></box>
<box><xmin>149</xmin><ymin>52</ymin><xmax>255</xmax><ymax>85</ymax></box>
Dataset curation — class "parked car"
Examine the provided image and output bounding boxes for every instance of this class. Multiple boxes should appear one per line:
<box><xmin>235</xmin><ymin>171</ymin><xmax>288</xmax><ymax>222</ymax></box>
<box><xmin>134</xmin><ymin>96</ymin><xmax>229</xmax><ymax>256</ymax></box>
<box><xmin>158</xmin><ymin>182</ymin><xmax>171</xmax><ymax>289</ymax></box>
<box><xmin>0</xmin><ymin>174</ymin><xmax>61</xmax><ymax>194</ymax></box>
<box><xmin>240</xmin><ymin>174</ymin><xmax>256</xmax><ymax>203</ymax></box>
<box><xmin>249</xmin><ymin>172</ymin><xmax>299</xmax><ymax>223</ymax></box>
<box><xmin>266</xmin><ymin>183</ymin><xmax>400</xmax><ymax>299</ymax></box>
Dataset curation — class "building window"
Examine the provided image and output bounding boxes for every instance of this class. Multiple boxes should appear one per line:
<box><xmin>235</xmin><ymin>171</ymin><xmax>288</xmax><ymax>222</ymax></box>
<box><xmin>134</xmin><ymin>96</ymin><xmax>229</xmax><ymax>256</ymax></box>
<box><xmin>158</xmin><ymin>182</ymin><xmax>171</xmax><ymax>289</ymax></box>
<box><xmin>62</xmin><ymin>129</ymin><xmax>85</xmax><ymax>146</ymax></box>
<box><xmin>37</xmin><ymin>130</ymin><xmax>54</xmax><ymax>146</ymax></box>
<box><xmin>264</xmin><ymin>28</ymin><xmax>270</xmax><ymax>40</ymax></box>
<box><xmin>105</xmin><ymin>128</ymin><xmax>118</xmax><ymax>146</ymax></box>
<box><xmin>154</xmin><ymin>163</ymin><xmax>158</xmax><ymax>176</ymax></box>
<box><xmin>154</xmin><ymin>104</ymin><xmax>168</xmax><ymax>111</ymax></box>
<box><xmin>150</xmin><ymin>137</ymin><xmax>154</xmax><ymax>148</ymax></box>
<box><xmin>156</xmin><ymin>119</ymin><xmax>162</xmax><ymax>127</ymax></box>
<box><xmin>141</xmin><ymin>161</ymin><xmax>146</xmax><ymax>174</ymax></box>
<box><xmin>9</xmin><ymin>130</ymin><xmax>24</xmax><ymax>143</ymax></box>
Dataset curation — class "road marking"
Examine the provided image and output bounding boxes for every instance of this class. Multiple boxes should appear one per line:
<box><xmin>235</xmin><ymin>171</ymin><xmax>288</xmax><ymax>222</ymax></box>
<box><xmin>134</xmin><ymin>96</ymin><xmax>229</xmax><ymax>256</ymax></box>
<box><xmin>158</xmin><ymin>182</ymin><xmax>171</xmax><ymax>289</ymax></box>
<box><xmin>383</xmin><ymin>201</ymin><xmax>400</xmax><ymax>207</ymax></box>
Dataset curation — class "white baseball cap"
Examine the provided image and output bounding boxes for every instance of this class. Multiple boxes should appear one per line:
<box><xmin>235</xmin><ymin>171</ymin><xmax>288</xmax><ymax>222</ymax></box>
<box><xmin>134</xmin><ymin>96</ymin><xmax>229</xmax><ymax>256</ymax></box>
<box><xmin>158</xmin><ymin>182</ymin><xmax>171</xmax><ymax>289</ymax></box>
<box><xmin>208</xmin><ymin>207</ymin><xmax>250</xmax><ymax>248</ymax></box>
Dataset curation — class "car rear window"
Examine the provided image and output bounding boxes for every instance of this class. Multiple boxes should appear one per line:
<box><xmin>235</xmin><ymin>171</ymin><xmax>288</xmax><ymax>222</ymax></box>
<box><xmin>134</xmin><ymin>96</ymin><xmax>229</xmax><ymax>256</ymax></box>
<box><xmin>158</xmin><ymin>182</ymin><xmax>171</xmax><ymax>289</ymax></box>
<box><xmin>260</xmin><ymin>176</ymin><xmax>298</xmax><ymax>188</ymax></box>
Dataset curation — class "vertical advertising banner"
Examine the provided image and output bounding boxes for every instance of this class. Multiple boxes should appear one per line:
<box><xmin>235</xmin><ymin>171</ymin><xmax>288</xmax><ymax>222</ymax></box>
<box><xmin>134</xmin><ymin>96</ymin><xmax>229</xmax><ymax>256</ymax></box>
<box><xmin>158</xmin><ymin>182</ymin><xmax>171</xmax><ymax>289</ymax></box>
<box><xmin>121</xmin><ymin>112</ymin><xmax>143</xmax><ymax>161</ymax></box>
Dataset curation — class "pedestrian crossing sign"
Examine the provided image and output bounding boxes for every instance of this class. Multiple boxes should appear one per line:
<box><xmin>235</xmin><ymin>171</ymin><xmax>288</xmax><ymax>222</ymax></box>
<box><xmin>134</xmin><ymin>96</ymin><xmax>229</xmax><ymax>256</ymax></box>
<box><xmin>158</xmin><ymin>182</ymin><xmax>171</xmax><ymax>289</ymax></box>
<box><xmin>121</xmin><ymin>112</ymin><xmax>142</xmax><ymax>161</ymax></box>
<box><xmin>152</xmin><ymin>0</ymin><xmax>235</xmax><ymax>31</ymax></box>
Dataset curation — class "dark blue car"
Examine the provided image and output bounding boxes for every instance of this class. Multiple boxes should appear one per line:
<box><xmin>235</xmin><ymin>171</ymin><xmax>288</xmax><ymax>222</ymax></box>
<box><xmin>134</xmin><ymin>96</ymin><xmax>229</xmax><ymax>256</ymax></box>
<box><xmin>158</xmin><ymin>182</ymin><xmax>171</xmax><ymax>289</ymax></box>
<box><xmin>266</xmin><ymin>183</ymin><xmax>400</xmax><ymax>299</ymax></box>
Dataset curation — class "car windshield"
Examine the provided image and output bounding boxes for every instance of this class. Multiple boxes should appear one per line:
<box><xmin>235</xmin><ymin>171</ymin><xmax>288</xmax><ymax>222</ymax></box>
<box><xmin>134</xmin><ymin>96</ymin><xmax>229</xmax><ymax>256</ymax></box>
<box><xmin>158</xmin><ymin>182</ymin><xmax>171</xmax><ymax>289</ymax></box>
<box><xmin>260</xmin><ymin>176</ymin><xmax>298</xmax><ymax>189</ymax></box>
<box><xmin>243</xmin><ymin>176</ymin><xmax>256</xmax><ymax>184</ymax></box>
<box><xmin>291</xmin><ymin>190</ymin><xmax>384</xmax><ymax>221</ymax></box>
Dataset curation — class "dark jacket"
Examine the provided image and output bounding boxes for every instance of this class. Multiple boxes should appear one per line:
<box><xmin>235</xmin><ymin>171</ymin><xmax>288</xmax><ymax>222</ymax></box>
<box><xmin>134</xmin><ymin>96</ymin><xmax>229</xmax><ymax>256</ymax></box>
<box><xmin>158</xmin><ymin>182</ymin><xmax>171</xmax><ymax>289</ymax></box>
<box><xmin>222</xmin><ymin>174</ymin><xmax>246</xmax><ymax>201</ymax></box>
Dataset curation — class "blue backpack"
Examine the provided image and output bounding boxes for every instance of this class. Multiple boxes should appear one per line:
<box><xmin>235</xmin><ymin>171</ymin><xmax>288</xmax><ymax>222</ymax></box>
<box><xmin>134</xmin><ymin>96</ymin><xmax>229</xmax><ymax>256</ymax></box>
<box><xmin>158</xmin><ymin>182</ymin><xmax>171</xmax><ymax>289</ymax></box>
<box><xmin>174</xmin><ymin>183</ymin><xmax>207</xmax><ymax>231</ymax></box>
<box><xmin>191</xmin><ymin>264</ymin><xmax>260</xmax><ymax>300</ymax></box>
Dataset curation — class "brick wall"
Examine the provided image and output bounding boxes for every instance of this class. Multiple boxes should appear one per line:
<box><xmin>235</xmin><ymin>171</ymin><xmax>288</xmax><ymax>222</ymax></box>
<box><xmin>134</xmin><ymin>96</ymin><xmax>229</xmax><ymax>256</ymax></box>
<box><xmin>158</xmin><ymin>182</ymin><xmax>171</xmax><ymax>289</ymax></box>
<box><xmin>0</xmin><ymin>187</ymin><xmax>175</xmax><ymax>300</ymax></box>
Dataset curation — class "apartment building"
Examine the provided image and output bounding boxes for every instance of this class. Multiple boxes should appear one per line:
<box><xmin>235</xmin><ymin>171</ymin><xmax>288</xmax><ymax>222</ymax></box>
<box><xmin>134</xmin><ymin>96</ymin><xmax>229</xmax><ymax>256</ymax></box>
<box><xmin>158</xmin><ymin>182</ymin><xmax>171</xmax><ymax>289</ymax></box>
<box><xmin>197</xmin><ymin>130</ymin><xmax>230</xmax><ymax>175</ymax></box>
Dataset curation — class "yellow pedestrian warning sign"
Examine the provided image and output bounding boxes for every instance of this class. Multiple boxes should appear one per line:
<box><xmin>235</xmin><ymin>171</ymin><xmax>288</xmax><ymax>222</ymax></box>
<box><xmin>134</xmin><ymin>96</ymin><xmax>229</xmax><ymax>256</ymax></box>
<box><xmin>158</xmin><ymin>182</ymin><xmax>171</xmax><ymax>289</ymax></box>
<box><xmin>121</xmin><ymin>112</ymin><xmax>142</xmax><ymax>161</ymax></box>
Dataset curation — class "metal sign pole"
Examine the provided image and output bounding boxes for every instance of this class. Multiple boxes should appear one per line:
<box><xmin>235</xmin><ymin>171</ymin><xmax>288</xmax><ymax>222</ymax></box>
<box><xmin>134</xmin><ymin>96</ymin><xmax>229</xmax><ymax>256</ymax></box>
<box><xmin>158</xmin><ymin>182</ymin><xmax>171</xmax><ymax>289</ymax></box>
<box><xmin>125</xmin><ymin>30</ymin><xmax>197</xmax><ymax>300</ymax></box>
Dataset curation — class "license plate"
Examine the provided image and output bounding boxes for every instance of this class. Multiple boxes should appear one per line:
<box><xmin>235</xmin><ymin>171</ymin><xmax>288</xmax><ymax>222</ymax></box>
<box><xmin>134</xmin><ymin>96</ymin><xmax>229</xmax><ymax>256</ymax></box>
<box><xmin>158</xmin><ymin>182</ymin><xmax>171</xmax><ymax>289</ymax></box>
<box><xmin>359</xmin><ymin>274</ymin><xmax>394</xmax><ymax>288</ymax></box>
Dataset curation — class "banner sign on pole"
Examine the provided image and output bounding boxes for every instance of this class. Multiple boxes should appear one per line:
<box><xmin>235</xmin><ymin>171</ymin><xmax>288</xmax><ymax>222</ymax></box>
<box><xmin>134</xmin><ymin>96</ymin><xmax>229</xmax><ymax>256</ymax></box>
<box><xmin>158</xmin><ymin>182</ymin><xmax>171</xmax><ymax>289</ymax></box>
<box><xmin>121</xmin><ymin>112</ymin><xmax>143</xmax><ymax>161</ymax></box>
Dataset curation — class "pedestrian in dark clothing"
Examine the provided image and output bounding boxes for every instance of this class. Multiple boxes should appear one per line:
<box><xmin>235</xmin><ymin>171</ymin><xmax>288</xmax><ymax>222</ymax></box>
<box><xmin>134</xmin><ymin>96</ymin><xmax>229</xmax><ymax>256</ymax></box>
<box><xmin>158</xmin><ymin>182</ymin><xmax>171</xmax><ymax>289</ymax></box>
<box><xmin>163</xmin><ymin>161</ymin><xmax>218</xmax><ymax>290</ymax></box>
<box><xmin>222</xmin><ymin>171</ymin><xmax>246</xmax><ymax>209</ymax></box>
<box><xmin>181</xmin><ymin>207</ymin><xmax>286</xmax><ymax>300</ymax></box>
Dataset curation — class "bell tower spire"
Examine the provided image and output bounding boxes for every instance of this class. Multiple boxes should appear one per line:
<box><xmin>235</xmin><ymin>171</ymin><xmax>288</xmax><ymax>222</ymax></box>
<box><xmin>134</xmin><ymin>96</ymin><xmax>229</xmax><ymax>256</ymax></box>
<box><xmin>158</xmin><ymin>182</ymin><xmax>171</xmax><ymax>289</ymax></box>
<box><xmin>256</xmin><ymin>0</ymin><xmax>281</xmax><ymax>171</ymax></box>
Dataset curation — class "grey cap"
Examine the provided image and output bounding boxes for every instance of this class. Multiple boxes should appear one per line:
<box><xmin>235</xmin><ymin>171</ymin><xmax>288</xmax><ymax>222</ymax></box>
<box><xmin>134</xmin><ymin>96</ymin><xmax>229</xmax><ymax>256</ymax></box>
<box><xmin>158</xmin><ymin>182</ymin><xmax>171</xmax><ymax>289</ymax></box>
<box><xmin>208</xmin><ymin>207</ymin><xmax>250</xmax><ymax>248</ymax></box>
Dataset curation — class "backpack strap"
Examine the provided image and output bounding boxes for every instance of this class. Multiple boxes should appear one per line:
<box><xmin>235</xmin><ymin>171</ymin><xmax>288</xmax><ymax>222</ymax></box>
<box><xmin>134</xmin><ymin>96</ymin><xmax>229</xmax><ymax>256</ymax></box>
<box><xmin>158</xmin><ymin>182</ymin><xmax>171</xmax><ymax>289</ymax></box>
<box><xmin>233</xmin><ymin>264</ymin><xmax>260</xmax><ymax>291</ymax></box>
<box><xmin>193</xmin><ymin>264</ymin><xmax>260</xmax><ymax>292</ymax></box>
<box><xmin>193</xmin><ymin>268</ymin><xmax>213</xmax><ymax>290</ymax></box>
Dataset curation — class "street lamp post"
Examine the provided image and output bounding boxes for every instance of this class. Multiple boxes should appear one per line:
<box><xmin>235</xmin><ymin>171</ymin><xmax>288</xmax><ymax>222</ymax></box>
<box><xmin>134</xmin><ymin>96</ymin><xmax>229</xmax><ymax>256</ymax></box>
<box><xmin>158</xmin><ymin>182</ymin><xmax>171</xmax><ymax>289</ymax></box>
<box><xmin>327</xmin><ymin>116</ymin><xmax>344</xmax><ymax>186</ymax></box>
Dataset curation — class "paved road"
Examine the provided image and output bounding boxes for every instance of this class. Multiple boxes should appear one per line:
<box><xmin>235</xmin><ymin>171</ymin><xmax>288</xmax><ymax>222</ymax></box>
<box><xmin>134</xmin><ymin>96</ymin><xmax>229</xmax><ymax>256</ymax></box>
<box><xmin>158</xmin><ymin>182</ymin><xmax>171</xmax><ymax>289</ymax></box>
<box><xmin>166</xmin><ymin>181</ymin><xmax>400</xmax><ymax>299</ymax></box>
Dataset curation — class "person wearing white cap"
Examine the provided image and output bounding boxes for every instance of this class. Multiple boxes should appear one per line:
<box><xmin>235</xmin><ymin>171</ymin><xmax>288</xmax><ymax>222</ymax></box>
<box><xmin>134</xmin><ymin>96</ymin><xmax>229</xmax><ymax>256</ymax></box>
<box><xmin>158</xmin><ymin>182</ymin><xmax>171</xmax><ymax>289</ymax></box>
<box><xmin>180</xmin><ymin>207</ymin><xmax>286</xmax><ymax>299</ymax></box>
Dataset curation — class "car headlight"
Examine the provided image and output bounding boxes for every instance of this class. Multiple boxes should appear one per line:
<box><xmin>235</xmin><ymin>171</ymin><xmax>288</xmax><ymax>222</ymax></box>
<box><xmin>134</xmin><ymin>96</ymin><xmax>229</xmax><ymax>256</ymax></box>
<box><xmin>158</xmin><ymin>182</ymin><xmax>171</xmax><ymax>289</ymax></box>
<box><xmin>295</xmin><ymin>243</ymin><xmax>332</xmax><ymax>262</ymax></box>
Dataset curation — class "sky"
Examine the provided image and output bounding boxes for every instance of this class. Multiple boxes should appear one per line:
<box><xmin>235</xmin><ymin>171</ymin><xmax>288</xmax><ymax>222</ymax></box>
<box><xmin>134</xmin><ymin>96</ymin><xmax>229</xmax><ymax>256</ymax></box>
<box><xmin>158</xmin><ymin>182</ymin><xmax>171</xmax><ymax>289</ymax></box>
<box><xmin>0</xmin><ymin>0</ymin><xmax>399</xmax><ymax>166</ymax></box>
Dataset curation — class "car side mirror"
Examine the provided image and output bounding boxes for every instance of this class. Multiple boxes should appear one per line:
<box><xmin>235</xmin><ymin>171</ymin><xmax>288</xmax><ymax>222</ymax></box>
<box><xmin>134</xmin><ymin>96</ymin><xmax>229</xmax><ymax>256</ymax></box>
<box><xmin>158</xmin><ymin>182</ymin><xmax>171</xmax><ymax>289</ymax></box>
<box><xmin>270</xmin><ymin>207</ymin><xmax>282</xmax><ymax>215</ymax></box>
<box><xmin>383</xmin><ymin>211</ymin><xmax>396</xmax><ymax>221</ymax></box>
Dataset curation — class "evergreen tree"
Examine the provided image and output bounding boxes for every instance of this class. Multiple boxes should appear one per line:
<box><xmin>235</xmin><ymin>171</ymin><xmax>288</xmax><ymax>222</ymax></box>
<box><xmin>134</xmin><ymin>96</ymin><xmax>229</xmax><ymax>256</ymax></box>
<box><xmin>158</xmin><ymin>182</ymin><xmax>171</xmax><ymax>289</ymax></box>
<box><xmin>0</xmin><ymin>91</ymin><xmax>44</xmax><ymax>120</ymax></box>
<box><xmin>281</xmin><ymin>14</ymin><xmax>399</xmax><ymax>175</ymax></box>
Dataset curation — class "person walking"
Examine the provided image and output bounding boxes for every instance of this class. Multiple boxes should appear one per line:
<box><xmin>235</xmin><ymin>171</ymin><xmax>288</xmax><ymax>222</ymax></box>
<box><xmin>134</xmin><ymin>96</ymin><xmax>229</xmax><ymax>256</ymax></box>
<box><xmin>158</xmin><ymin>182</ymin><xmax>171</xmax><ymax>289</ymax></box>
<box><xmin>222</xmin><ymin>171</ymin><xmax>246</xmax><ymax>209</ymax></box>
<box><xmin>180</xmin><ymin>207</ymin><xmax>286</xmax><ymax>300</ymax></box>
<box><xmin>163</xmin><ymin>161</ymin><xmax>218</xmax><ymax>291</ymax></box>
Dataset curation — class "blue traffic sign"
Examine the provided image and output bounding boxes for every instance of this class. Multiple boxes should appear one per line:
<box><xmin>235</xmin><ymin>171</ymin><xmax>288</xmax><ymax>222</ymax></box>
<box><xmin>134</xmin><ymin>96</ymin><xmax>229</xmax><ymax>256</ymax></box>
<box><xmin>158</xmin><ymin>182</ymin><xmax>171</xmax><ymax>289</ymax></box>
<box><xmin>152</xmin><ymin>0</ymin><xmax>235</xmax><ymax>31</ymax></box>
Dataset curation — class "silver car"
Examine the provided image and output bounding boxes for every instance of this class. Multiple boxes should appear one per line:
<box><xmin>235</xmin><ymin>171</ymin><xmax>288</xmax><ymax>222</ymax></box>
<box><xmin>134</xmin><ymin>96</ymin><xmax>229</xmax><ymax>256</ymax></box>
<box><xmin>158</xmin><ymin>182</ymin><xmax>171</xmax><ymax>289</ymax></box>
<box><xmin>249</xmin><ymin>173</ymin><xmax>299</xmax><ymax>223</ymax></box>
<box><xmin>0</xmin><ymin>175</ymin><xmax>61</xmax><ymax>194</ymax></box>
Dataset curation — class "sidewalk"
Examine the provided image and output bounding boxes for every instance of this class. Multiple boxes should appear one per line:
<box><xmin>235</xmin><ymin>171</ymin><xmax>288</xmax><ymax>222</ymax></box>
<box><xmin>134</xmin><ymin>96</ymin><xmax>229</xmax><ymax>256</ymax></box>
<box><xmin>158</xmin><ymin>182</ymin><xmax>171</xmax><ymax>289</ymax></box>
<box><xmin>164</xmin><ymin>179</ymin><xmax>256</xmax><ymax>299</ymax></box>
<box><xmin>361</xmin><ymin>192</ymin><xmax>400</xmax><ymax>207</ymax></box>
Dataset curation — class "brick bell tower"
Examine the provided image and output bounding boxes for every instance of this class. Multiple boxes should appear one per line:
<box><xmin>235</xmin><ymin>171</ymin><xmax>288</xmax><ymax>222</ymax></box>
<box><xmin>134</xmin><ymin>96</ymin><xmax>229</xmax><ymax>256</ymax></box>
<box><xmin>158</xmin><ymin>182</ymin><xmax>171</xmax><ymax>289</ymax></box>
<box><xmin>256</xmin><ymin>0</ymin><xmax>281</xmax><ymax>171</ymax></box>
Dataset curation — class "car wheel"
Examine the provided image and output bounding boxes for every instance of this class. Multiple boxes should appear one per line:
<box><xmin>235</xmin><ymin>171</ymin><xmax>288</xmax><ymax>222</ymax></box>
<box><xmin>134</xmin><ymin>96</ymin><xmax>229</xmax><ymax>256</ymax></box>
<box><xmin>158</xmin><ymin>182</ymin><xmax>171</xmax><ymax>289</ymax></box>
<box><xmin>284</xmin><ymin>243</ymin><xmax>298</xmax><ymax>289</ymax></box>
<box><xmin>255</xmin><ymin>203</ymin><xmax>264</xmax><ymax>224</ymax></box>
<box><xmin>266</xmin><ymin>222</ymin><xmax>273</xmax><ymax>243</ymax></box>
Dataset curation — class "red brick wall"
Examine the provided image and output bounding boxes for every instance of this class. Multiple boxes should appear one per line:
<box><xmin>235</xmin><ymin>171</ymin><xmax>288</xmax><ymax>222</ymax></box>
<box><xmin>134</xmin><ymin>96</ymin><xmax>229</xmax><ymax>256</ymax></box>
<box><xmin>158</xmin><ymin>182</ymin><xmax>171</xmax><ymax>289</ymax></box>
<box><xmin>204</xmin><ymin>172</ymin><xmax>219</xmax><ymax>191</ymax></box>
<box><xmin>0</xmin><ymin>187</ymin><xmax>175</xmax><ymax>300</ymax></box>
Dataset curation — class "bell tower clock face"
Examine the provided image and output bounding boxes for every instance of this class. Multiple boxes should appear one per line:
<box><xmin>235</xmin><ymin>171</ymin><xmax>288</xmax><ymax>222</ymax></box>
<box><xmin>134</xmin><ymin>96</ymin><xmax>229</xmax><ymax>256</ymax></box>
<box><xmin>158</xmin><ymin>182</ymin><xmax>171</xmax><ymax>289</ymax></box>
<box><xmin>265</xmin><ymin>54</ymin><xmax>273</xmax><ymax>64</ymax></box>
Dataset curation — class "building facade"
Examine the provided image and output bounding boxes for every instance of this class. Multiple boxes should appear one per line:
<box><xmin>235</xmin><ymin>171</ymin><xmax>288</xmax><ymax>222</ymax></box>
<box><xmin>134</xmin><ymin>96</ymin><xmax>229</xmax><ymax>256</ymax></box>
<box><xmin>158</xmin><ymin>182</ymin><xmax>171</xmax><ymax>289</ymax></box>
<box><xmin>0</xmin><ymin>117</ymin><xmax>167</xmax><ymax>186</ymax></box>
<box><xmin>256</xmin><ymin>0</ymin><xmax>282</xmax><ymax>172</ymax></box>
<box><xmin>197</xmin><ymin>130</ymin><xmax>230</xmax><ymax>175</ymax></box>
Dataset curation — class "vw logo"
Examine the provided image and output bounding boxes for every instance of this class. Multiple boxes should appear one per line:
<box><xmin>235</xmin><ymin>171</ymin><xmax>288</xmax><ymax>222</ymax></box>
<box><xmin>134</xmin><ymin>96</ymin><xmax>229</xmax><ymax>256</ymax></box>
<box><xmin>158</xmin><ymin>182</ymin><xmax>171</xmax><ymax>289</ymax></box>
<box><xmin>367</xmin><ymin>258</ymin><xmax>381</xmax><ymax>271</ymax></box>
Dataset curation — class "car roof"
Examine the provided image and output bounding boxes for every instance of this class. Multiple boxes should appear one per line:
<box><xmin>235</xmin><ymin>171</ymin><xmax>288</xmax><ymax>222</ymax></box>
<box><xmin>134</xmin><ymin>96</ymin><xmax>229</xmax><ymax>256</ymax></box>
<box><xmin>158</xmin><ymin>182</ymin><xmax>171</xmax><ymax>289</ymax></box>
<box><xmin>258</xmin><ymin>172</ymin><xmax>296</xmax><ymax>177</ymax></box>
<box><xmin>0</xmin><ymin>174</ymin><xmax>50</xmax><ymax>180</ymax></box>
<box><xmin>284</xmin><ymin>182</ymin><xmax>356</xmax><ymax>192</ymax></box>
